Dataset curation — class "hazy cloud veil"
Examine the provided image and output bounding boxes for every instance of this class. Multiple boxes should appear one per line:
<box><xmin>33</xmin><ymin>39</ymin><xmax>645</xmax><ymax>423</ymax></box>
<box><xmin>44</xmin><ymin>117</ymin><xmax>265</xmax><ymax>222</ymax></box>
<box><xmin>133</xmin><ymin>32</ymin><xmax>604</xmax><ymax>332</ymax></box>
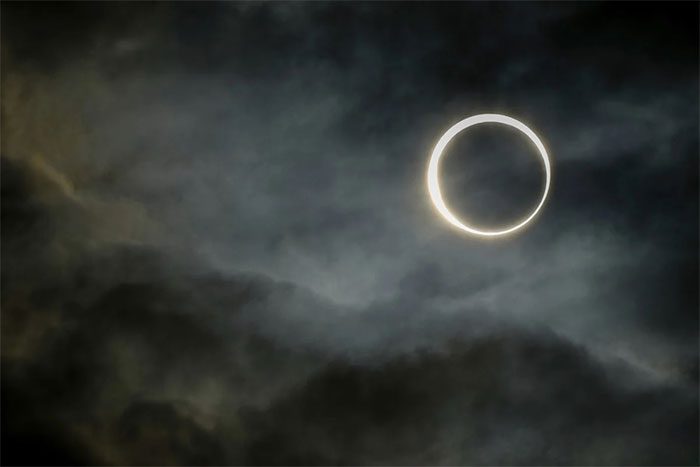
<box><xmin>2</xmin><ymin>3</ymin><xmax>698</xmax><ymax>465</ymax></box>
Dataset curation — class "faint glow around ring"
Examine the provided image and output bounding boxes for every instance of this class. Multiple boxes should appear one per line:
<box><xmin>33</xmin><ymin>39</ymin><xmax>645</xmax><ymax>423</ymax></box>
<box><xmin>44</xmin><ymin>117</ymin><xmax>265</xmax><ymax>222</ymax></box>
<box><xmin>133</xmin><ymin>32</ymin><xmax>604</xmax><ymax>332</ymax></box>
<box><xmin>427</xmin><ymin>114</ymin><xmax>551</xmax><ymax>237</ymax></box>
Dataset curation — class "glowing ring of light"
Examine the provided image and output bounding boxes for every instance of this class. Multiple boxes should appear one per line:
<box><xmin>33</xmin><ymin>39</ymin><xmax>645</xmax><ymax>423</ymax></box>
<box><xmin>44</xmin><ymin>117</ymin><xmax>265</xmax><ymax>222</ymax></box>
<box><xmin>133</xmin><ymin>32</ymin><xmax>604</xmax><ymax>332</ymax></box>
<box><xmin>427</xmin><ymin>114</ymin><xmax>551</xmax><ymax>237</ymax></box>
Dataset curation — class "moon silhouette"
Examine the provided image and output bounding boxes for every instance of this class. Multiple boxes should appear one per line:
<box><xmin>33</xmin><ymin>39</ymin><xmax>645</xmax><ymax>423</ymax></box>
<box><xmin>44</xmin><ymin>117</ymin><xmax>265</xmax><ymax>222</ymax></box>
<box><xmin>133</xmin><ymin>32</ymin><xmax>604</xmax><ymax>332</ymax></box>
<box><xmin>426</xmin><ymin>114</ymin><xmax>551</xmax><ymax>237</ymax></box>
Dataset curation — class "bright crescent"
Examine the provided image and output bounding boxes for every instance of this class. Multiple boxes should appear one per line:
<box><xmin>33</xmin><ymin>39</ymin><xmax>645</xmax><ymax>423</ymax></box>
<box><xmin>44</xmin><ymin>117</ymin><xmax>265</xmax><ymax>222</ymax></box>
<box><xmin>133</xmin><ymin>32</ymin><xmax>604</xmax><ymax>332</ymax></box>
<box><xmin>427</xmin><ymin>114</ymin><xmax>551</xmax><ymax>237</ymax></box>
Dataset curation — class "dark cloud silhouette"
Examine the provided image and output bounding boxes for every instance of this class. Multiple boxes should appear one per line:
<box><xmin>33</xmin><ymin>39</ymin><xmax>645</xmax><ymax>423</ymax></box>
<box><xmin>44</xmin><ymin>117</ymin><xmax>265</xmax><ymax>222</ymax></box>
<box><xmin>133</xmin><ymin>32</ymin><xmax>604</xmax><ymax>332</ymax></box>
<box><xmin>244</xmin><ymin>333</ymin><xmax>698</xmax><ymax>466</ymax></box>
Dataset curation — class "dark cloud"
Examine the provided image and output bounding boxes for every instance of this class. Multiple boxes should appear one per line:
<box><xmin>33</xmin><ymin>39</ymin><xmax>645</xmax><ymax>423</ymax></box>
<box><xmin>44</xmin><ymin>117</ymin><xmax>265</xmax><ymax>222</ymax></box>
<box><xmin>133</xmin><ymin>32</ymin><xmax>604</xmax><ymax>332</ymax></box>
<box><xmin>244</xmin><ymin>333</ymin><xmax>698</xmax><ymax>466</ymax></box>
<box><xmin>2</xmin><ymin>2</ymin><xmax>698</xmax><ymax>465</ymax></box>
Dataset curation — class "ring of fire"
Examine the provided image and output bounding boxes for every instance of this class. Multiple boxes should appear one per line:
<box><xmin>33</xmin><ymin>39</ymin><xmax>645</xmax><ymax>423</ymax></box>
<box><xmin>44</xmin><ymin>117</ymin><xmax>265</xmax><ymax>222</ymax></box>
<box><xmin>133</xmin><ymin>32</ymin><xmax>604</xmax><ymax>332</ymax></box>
<box><xmin>426</xmin><ymin>114</ymin><xmax>551</xmax><ymax>237</ymax></box>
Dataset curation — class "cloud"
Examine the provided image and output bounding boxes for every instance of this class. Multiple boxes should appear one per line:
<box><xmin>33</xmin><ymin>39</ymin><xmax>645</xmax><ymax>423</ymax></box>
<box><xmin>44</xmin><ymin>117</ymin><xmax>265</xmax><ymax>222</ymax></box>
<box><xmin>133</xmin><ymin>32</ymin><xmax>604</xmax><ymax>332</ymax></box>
<box><xmin>240</xmin><ymin>332</ymin><xmax>698</xmax><ymax>465</ymax></box>
<box><xmin>1</xmin><ymin>3</ymin><xmax>697</xmax><ymax>465</ymax></box>
<box><xmin>2</xmin><ymin>152</ymin><xmax>697</xmax><ymax>465</ymax></box>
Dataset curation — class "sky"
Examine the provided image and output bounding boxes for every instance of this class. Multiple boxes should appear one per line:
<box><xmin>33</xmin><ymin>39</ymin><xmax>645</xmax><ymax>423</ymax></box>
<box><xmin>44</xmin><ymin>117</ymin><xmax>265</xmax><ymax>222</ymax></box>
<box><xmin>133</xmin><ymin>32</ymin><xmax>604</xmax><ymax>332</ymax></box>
<box><xmin>1</xmin><ymin>2</ymin><xmax>698</xmax><ymax>465</ymax></box>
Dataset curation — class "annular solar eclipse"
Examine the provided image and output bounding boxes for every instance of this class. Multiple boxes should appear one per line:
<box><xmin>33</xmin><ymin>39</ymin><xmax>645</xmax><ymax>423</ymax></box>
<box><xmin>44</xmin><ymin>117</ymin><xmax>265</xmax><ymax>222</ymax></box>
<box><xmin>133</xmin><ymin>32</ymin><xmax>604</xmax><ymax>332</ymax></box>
<box><xmin>427</xmin><ymin>114</ymin><xmax>551</xmax><ymax>237</ymax></box>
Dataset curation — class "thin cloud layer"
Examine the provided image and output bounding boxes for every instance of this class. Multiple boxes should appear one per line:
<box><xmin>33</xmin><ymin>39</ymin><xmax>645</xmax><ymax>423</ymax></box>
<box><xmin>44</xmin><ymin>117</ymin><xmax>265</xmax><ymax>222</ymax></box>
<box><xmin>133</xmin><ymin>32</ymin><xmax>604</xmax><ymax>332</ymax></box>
<box><xmin>2</xmin><ymin>3</ymin><xmax>698</xmax><ymax>465</ymax></box>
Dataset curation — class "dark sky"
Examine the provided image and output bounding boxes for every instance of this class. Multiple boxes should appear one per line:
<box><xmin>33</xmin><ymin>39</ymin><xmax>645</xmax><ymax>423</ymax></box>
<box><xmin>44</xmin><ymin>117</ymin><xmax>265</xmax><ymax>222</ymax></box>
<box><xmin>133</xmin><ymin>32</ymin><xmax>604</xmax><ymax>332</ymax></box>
<box><xmin>2</xmin><ymin>2</ymin><xmax>698</xmax><ymax>465</ymax></box>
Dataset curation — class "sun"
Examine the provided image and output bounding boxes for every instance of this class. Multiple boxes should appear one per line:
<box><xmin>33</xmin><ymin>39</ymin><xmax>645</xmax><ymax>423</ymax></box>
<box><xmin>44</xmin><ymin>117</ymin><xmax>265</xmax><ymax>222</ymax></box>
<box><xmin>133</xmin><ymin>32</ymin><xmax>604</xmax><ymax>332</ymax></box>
<box><xmin>426</xmin><ymin>114</ymin><xmax>551</xmax><ymax>237</ymax></box>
